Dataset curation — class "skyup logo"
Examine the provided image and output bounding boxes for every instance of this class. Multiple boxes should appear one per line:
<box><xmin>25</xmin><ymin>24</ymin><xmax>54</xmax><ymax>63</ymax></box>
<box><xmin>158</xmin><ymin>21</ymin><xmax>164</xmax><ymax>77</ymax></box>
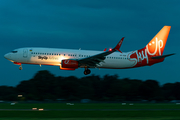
<box><xmin>128</xmin><ymin>37</ymin><xmax>164</xmax><ymax>66</ymax></box>
<box><xmin>146</xmin><ymin>37</ymin><xmax>163</xmax><ymax>56</ymax></box>
<box><xmin>38</xmin><ymin>56</ymin><xmax>48</xmax><ymax>60</ymax></box>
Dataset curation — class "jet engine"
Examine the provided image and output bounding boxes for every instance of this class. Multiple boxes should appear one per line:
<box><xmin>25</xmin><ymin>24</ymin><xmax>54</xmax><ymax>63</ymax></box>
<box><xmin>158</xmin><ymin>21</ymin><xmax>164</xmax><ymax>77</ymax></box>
<box><xmin>61</xmin><ymin>60</ymin><xmax>78</xmax><ymax>69</ymax></box>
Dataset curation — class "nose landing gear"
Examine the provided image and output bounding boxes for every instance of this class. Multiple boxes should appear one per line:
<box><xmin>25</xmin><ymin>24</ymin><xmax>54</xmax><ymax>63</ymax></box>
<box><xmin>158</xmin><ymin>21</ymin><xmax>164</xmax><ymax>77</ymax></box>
<box><xmin>84</xmin><ymin>67</ymin><xmax>91</xmax><ymax>75</ymax></box>
<box><xmin>13</xmin><ymin>62</ymin><xmax>22</xmax><ymax>70</ymax></box>
<box><xmin>19</xmin><ymin>65</ymin><xmax>22</xmax><ymax>70</ymax></box>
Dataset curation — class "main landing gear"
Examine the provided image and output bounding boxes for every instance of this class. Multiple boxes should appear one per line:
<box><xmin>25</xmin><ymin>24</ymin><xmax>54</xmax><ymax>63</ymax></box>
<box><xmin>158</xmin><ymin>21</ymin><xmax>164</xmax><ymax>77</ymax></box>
<box><xmin>84</xmin><ymin>67</ymin><xmax>91</xmax><ymax>75</ymax></box>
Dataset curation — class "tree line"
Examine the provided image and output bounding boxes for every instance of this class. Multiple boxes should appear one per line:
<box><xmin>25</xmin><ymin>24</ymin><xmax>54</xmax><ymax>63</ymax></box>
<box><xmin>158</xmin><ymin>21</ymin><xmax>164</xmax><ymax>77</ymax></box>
<box><xmin>0</xmin><ymin>70</ymin><xmax>180</xmax><ymax>101</ymax></box>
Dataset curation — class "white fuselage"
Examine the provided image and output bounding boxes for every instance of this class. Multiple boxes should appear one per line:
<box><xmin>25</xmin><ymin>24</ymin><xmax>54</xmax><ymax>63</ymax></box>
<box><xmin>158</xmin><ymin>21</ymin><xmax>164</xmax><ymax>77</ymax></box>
<box><xmin>4</xmin><ymin>47</ymin><xmax>136</xmax><ymax>69</ymax></box>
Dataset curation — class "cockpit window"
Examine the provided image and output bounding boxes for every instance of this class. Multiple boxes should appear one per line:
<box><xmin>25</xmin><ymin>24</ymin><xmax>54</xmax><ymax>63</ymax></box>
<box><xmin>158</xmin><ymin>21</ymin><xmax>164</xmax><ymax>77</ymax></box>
<box><xmin>11</xmin><ymin>51</ymin><xmax>18</xmax><ymax>53</ymax></box>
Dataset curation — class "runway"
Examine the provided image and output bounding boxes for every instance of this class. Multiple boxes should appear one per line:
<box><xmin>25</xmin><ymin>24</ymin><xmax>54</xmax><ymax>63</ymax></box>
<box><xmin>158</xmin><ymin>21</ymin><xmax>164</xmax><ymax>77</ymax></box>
<box><xmin>0</xmin><ymin>109</ymin><xmax>180</xmax><ymax>111</ymax></box>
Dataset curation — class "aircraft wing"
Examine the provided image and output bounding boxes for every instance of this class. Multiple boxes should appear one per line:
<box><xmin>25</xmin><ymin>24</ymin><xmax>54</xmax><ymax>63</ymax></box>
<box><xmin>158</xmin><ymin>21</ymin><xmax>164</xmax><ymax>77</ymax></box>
<box><xmin>78</xmin><ymin>37</ymin><xmax>124</xmax><ymax>67</ymax></box>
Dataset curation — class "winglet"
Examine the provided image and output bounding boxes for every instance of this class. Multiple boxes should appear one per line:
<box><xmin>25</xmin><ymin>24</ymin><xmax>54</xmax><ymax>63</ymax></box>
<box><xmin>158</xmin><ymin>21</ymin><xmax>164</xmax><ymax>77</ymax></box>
<box><xmin>103</xmin><ymin>48</ymin><xmax>107</xmax><ymax>51</ymax></box>
<box><xmin>113</xmin><ymin>37</ymin><xmax>124</xmax><ymax>53</ymax></box>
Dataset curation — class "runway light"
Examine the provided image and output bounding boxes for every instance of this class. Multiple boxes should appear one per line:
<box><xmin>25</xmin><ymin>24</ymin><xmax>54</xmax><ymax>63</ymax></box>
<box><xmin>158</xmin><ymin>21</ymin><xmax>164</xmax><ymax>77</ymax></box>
<box><xmin>38</xmin><ymin>108</ymin><xmax>44</xmax><ymax>111</ymax></box>
<box><xmin>10</xmin><ymin>103</ymin><xmax>15</xmax><ymax>105</ymax></box>
<box><xmin>66</xmin><ymin>103</ymin><xmax>70</xmax><ymax>105</ymax></box>
<box><xmin>18</xmin><ymin>95</ymin><xmax>22</xmax><ymax>97</ymax></box>
<box><xmin>66</xmin><ymin>103</ymin><xmax>74</xmax><ymax>105</ymax></box>
<box><xmin>122</xmin><ymin>103</ymin><xmax>126</xmax><ymax>105</ymax></box>
<box><xmin>129</xmin><ymin>103</ymin><xmax>134</xmax><ymax>105</ymax></box>
<box><xmin>70</xmin><ymin>103</ymin><xmax>74</xmax><ymax>105</ymax></box>
<box><xmin>32</xmin><ymin>108</ymin><xmax>37</xmax><ymax>110</ymax></box>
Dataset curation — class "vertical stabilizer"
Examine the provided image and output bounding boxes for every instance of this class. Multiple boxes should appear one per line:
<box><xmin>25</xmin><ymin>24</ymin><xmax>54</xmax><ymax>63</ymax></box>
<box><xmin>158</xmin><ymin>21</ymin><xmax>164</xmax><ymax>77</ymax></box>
<box><xmin>128</xmin><ymin>26</ymin><xmax>172</xmax><ymax>67</ymax></box>
<box><xmin>146</xmin><ymin>26</ymin><xmax>171</xmax><ymax>56</ymax></box>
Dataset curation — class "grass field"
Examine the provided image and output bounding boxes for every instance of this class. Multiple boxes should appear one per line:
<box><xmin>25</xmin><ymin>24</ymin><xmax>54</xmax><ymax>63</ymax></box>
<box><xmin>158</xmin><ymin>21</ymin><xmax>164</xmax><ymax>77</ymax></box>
<box><xmin>1</xmin><ymin>118</ymin><xmax>180</xmax><ymax>120</ymax></box>
<box><xmin>0</xmin><ymin>103</ymin><xmax>180</xmax><ymax>120</ymax></box>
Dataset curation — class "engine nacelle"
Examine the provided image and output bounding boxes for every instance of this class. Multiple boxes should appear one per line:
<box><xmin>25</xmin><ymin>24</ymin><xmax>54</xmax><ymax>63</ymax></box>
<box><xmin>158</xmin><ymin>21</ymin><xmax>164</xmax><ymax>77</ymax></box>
<box><xmin>14</xmin><ymin>62</ymin><xmax>21</xmax><ymax>65</ymax></box>
<box><xmin>61</xmin><ymin>60</ymin><xmax>78</xmax><ymax>69</ymax></box>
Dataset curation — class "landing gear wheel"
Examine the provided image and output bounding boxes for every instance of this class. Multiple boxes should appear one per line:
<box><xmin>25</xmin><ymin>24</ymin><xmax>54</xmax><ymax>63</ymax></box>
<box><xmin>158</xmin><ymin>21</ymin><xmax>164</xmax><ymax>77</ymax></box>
<box><xmin>19</xmin><ymin>66</ymin><xmax>22</xmax><ymax>70</ymax></box>
<box><xmin>84</xmin><ymin>68</ymin><xmax>91</xmax><ymax>75</ymax></box>
<box><xmin>84</xmin><ymin>70</ymin><xmax>88</xmax><ymax>75</ymax></box>
<box><xmin>86</xmin><ymin>69</ymin><xmax>91</xmax><ymax>74</ymax></box>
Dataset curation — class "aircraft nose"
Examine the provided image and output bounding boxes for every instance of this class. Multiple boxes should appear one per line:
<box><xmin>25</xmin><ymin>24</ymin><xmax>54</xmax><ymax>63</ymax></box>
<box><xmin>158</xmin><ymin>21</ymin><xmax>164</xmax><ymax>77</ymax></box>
<box><xmin>4</xmin><ymin>53</ymin><xmax>11</xmax><ymax>60</ymax></box>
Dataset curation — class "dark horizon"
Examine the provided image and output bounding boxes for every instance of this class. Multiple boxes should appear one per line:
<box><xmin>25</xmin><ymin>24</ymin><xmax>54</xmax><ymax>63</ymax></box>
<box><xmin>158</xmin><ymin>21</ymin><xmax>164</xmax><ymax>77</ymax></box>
<box><xmin>1</xmin><ymin>70</ymin><xmax>180</xmax><ymax>101</ymax></box>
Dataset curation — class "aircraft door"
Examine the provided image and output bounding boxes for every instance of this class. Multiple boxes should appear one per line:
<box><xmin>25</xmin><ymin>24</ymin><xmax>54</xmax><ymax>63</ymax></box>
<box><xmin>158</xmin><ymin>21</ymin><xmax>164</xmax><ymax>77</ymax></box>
<box><xmin>23</xmin><ymin>49</ymin><xmax>28</xmax><ymax>58</ymax></box>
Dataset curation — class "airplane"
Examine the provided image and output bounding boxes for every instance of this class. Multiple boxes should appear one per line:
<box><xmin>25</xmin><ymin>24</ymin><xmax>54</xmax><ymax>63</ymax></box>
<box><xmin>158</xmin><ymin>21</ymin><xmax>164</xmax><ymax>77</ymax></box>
<box><xmin>4</xmin><ymin>26</ymin><xmax>174</xmax><ymax>75</ymax></box>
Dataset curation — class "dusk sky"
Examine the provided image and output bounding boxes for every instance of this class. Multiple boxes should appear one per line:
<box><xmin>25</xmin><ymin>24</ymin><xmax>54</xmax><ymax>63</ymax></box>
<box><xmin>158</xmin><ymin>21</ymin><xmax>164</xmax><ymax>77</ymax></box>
<box><xmin>1</xmin><ymin>0</ymin><xmax>179</xmax><ymax>86</ymax></box>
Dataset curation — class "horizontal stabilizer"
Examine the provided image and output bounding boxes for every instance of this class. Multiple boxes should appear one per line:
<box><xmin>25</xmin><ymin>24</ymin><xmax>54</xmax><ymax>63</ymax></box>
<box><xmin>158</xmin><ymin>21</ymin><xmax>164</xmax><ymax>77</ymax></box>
<box><xmin>151</xmin><ymin>53</ymin><xmax>175</xmax><ymax>59</ymax></box>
